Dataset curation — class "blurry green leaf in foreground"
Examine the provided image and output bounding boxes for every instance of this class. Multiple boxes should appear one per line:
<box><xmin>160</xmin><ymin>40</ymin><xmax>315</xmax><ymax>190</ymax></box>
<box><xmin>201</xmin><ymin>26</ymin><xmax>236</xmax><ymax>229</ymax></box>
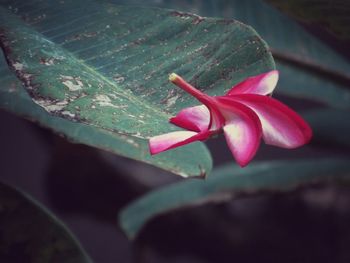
<box><xmin>266</xmin><ymin>0</ymin><xmax>350</xmax><ymax>40</ymax></box>
<box><xmin>0</xmin><ymin>0</ymin><xmax>275</xmax><ymax>177</ymax></box>
<box><xmin>0</xmin><ymin>182</ymin><xmax>92</xmax><ymax>263</ymax></box>
<box><xmin>119</xmin><ymin>158</ymin><xmax>350</xmax><ymax>239</ymax></box>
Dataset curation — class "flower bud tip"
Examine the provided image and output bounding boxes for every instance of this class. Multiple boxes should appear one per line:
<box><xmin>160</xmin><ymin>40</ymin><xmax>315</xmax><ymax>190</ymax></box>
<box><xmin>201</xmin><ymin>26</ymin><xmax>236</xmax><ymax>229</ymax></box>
<box><xmin>169</xmin><ymin>73</ymin><xmax>179</xmax><ymax>82</ymax></box>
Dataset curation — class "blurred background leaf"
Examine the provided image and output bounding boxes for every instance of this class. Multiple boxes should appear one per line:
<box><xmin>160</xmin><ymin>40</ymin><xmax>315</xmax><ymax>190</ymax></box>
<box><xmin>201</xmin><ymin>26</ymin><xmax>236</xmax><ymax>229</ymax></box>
<box><xmin>119</xmin><ymin>158</ymin><xmax>350</xmax><ymax>239</ymax></box>
<box><xmin>305</xmin><ymin>109</ymin><xmax>350</xmax><ymax>149</ymax></box>
<box><xmin>265</xmin><ymin>0</ymin><xmax>350</xmax><ymax>40</ymax></box>
<box><xmin>0</xmin><ymin>181</ymin><xmax>92</xmax><ymax>263</ymax></box>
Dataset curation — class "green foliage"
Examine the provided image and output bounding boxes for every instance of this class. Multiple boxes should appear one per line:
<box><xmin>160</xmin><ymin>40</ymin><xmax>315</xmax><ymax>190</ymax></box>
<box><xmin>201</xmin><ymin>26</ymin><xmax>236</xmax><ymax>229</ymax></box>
<box><xmin>119</xmin><ymin>158</ymin><xmax>350</xmax><ymax>239</ymax></box>
<box><xmin>266</xmin><ymin>0</ymin><xmax>350</xmax><ymax>39</ymax></box>
<box><xmin>111</xmin><ymin>0</ymin><xmax>350</xmax><ymax>109</ymax></box>
<box><xmin>0</xmin><ymin>182</ymin><xmax>92</xmax><ymax>263</ymax></box>
<box><xmin>0</xmin><ymin>0</ymin><xmax>276</xmax><ymax>177</ymax></box>
<box><xmin>0</xmin><ymin>52</ymin><xmax>212</xmax><ymax>178</ymax></box>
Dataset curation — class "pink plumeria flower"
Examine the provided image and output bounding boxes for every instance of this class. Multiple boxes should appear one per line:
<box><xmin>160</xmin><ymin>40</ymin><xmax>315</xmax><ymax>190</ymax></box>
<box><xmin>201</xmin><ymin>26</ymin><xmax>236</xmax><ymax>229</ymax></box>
<box><xmin>149</xmin><ymin>71</ymin><xmax>312</xmax><ymax>167</ymax></box>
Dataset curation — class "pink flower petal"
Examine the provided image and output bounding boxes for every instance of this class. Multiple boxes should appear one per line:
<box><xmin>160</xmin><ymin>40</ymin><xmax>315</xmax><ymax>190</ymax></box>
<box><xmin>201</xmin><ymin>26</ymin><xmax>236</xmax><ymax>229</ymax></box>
<box><xmin>226</xmin><ymin>70</ymin><xmax>279</xmax><ymax>96</ymax></box>
<box><xmin>230</xmin><ymin>94</ymin><xmax>312</xmax><ymax>148</ymax></box>
<box><xmin>149</xmin><ymin>131</ymin><xmax>210</xmax><ymax>155</ymax></box>
<box><xmin>215</xmin><ymin>98</ymin><xmax>262</xmax><ymax>167</ymax></box>
<box><xmin>170</xmin><ymin>105</ymin><xmax>210</xmax><ymax>132</ymax></box>
<box><xmin>169</xmin><ymin>73</ymin><xmax>225</xmax><ymax>131</ymax></box>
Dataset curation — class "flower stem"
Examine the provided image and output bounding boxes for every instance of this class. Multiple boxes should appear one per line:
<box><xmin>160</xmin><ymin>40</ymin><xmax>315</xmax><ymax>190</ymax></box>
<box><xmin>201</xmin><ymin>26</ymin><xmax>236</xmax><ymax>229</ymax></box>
<box><xmin>169</xmin><ymin>73</ymin><xmax>213</xmax><ymax>105</ymax></box>
<box><xmin>169</xmin><ymin>73</ymin><xmax>225</xmax><ymax>130</ymax></box>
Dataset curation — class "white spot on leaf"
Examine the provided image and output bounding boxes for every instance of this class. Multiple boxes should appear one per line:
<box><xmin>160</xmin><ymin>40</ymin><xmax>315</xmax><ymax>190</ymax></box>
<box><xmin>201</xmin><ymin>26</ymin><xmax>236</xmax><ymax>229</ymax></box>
<box><xmin>165</xmin><ymin>94</ymin><xmax>180</xmax><ymax>108</ymax></box>
<box><xmin>40</xmin><ymin>57</ymin><xmax>55</xmax><ymax>65</ymax></box>
<box><xmin>94</xmin><ymin>94</ymin><xmax>127</xmax><ymax>109</ymax></box>
<box><xmin>13</xmin><ymin>62</ymin><xmax>24</xmax><ymax>71</ymax></box>
<box><xmin>61</xmin><ymin>111</ymin><xmax>75</xmax><ymax>118</ymax></box>
<box><xmin>60</xmin><ymin>75</ymin><xmax>84</xmax><ymax>91</ymax></box>
<box><xmin>33</xmin><ymin>99</ymin><xmax>68</xmax><ymax>112</ymax></box>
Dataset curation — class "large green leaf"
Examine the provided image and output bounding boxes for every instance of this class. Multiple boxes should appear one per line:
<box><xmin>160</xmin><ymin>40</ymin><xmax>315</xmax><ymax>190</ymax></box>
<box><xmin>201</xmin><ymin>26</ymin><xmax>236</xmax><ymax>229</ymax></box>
<box><xmin>0</xmin><ymin>182</ymin><xmax>92</xmax><ymax>262</ymax></box>
<box><xmin>110</xmin><ymin>0</ymin><xmax>350</xmax><ymax>109</ymax></box>
<box><xmin>0</xmin><ymin>0</ymin><xmax>275</xmax><ymax>177</ymax></box>
<box><xmin>119</xmin><ymin>158</ymin><xmax>350</xmax><ymax>239</ymax></box>
<box><xmin>266</xmin><ymin>0</ymin><xmax>350</xmax><ymax>40</ymax></box>
<box><xmin>0</xmin><ymin>52</ymin><xmax>211</xmax><ymax>178</ymax></box>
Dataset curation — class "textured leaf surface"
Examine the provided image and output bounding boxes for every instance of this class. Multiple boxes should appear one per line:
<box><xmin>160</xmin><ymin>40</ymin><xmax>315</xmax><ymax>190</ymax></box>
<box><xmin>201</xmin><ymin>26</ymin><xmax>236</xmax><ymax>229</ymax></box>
<box><xmin>119</xmin><ymin>158</ymin><xmax>350</xmax><ymax>239</ymax></box>
<box><xmin>0</xmin><ymin>182</ymin><xmax>92</xmax><ymax>262</ymax></box>
<box><xmin>266</xmin><ymin>0</ymin><xmax>350</xmax><ymax>40</ymax></box>
<box><xmin>0</xmin><ymin>52</ymin><xmax>211</xmax><ymax>178</ymax></box>
<box><xmin>0</xmin><ymin>1</ymin><xmax>273</xmax><ymax>134</ymax></box>
<box><xmin>111</xmin><ymin>0</ymin><xmax>350</xmax><ymax>109</ymax></box>
<box><xmin>0</xmin><ymin>0</ymin><xmax>276</xmax><ymax>177</ymax></box>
